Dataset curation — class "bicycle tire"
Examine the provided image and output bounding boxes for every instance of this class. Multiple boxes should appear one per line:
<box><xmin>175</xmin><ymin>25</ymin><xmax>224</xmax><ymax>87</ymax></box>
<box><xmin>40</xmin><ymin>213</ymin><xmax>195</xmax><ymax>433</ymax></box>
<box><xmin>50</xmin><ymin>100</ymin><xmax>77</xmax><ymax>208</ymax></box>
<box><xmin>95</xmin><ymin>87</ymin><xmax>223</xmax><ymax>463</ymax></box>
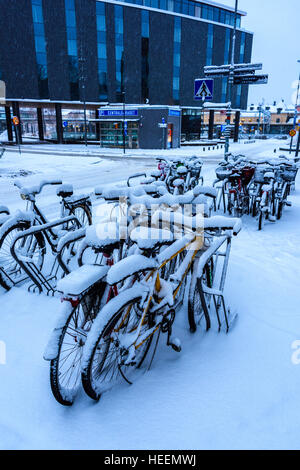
<box><xmin>50</xmin><ymin>281</ymin><xmax>106</xmax><ymax>406</ymax></box>
<box><xmin>0</xmin><ymin>221</ymin><xmax>45</xmax><ymax>291</ymax></box>
<box><xmin>70</xmin><ymin>203</ymin><xmax>92</xmax><ymax>228</ymax></box>
<box><xmin>81</xmin><ymin>292</ymin><xmax>154</xmax><ymax>401</ymax></box>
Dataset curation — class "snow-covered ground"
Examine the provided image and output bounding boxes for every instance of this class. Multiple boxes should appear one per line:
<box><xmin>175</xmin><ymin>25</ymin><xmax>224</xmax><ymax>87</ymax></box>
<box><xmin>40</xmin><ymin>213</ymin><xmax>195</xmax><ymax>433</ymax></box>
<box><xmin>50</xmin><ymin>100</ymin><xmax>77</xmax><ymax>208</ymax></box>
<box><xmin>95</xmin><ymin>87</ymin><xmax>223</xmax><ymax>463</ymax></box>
<box><xmin>1</xmin><ymin>139</ymin><xmax>300</xmax><ymax>450</ymax></box>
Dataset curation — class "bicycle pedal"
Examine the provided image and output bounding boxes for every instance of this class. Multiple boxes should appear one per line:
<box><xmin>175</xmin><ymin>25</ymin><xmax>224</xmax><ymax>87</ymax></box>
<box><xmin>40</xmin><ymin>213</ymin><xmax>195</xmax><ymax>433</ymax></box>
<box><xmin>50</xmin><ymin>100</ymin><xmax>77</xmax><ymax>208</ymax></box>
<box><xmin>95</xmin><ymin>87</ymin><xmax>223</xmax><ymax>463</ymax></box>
<box><xmin>168</xmin><ymin>336</ymin><xmax>181</xmax><ymax>352</ymax></box>
<box><xmin>286</xmin><ymin>201</ymin><xmax>292</xmax><ymax>207</ymax></box>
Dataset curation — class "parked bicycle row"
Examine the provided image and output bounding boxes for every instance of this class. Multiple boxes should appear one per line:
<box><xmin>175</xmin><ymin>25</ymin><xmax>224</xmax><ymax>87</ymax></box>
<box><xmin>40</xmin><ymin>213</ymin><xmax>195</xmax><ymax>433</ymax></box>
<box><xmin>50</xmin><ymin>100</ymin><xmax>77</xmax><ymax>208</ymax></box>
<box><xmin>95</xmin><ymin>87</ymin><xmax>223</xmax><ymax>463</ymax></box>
<box><xmin>0</xmin><ymin>154</ymin><xmax>242</xmax><ymax>406</ymax></box>
<box><xmin>1</xmin><ymin>152</ymin><xmax>297</xmax><ymax>406</ymax></box>
<box><xmin>213</xmin><ymin>154</ymin><xmax>299</xmax><ymax>230</ymax></box>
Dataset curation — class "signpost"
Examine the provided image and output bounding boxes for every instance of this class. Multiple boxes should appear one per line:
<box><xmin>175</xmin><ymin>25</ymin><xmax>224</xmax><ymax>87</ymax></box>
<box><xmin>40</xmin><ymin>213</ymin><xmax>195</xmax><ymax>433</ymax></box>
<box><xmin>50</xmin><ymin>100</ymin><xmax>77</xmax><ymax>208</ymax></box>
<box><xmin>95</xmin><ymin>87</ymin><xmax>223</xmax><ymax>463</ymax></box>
<box><xmin>202</xmin><ymin>1</ymin><xmax>268</xmax><ymax>159</ymax></box>
<box><xmin>289</xmin><ymin>129</ymin><xmax>297</xmax><ymax>138</ymax></box>
<box><xmin>12</xmin><ymin>116</ymin><xmax>21</xmax><ymax>155</ymax></box>
<box><xmin>194</xmin><ymin>79</ymin><xmax>214</xmax><ymax>140</ymax></box>
<box><xmin>159</xmin><ymin>117</ymin><xmax>167</xmax><ymax>149</ymax></box>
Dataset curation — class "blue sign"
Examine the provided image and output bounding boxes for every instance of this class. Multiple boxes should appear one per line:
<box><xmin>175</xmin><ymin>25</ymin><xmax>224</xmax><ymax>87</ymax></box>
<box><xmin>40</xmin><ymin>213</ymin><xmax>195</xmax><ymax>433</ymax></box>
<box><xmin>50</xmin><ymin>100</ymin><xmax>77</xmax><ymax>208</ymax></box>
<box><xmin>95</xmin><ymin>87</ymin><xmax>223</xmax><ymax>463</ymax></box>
<box><xmin>194</xmin><ymin>79</ymin><xmax>214</xmax><ymax>101</ymax></box>
<box><xmin>63</xmin><ymin>121</ymin><xmax>68</xmax><ymax>127</ymax></box>
<box><xmin>124</xmin><ymin>120</ymin><xmax>128</xmax><ymax>136</ymax></box>
<box><xmin>169</xmin><ymin>109</ymin><xmax>181</xmax><ymax>117</ymax></box>
<box><xmin>99</xmin><ymin>109</ymin><xmax>138</xmax><ymax>117</ymax></box>
<box><xmin>162</xmin><ymin>117</ymin><xmax>165</xmax><ymax>124</ymax></box>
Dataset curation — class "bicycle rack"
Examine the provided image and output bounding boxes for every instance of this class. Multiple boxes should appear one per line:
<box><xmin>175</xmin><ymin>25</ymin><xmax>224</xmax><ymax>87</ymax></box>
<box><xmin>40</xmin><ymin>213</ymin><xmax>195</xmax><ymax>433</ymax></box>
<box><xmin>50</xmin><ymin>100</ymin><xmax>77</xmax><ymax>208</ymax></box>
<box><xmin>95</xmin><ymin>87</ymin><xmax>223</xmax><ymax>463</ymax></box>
<box><xmin>10</xmin><ymin>216</ymin><xmax>84</xmax><ymax>296</ymax></box>
<box><xmin>213</xmin><ymin>179</ymin><xmax>227</xmax><ymax>213</ymax></box>
<box><xmin>198</xmin><ymin>235</ymin><xmax>236</xmax><ymax>333</ymax></box>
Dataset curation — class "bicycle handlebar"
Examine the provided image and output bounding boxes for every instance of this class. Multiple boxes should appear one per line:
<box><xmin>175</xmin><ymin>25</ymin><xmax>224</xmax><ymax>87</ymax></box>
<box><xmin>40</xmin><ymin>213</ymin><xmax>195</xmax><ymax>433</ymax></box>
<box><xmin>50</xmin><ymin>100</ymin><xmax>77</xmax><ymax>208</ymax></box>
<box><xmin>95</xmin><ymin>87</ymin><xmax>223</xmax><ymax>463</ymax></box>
<box><xmin>15</xmin><ymin>178</ymin><xmax>63</xmax><ymax>199</ymax></box>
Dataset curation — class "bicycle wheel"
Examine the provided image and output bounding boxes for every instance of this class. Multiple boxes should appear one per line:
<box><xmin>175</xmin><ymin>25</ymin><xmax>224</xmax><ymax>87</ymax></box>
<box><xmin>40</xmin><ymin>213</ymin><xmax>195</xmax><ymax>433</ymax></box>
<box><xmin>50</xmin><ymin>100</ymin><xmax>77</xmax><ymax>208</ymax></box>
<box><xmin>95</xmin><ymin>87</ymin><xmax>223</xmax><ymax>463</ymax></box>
<box><xmin>0</xmin><ymin>221</ymin><xmax>45</xmax><ymax>291</ymax></box>
<box><xmin>188</xmin><ymin>257</ymin><xmax>212</xmax><ymax>333</ymax></box>
<box><xmin>82</xmin><ymin>291</ymin><xmax>154</xmax><ymax>401</ymax></box>
<box><xmin>258</xmin><ymin>210</ymin><xmax>265</xmax><ymax>231</ymax></box>
<box><xmin>50</xmin><ymin>281</ymin><xmax>106</xmax><ymax>406</ymax></box>
<box><xmin>70</xmin><ymin>204</ymin><xmax>92</xmax><ymax>228</ymax></box>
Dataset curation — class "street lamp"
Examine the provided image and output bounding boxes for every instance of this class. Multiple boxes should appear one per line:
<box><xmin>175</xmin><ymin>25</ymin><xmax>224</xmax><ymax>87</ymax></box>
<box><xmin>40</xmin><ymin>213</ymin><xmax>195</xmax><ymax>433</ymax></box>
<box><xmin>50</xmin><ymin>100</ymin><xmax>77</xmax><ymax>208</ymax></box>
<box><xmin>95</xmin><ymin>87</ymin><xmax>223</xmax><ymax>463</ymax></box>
<box><xmin>295</xmin><ymin>60</ymin><xmax>300</xmax><ymax>158</ymax></box>
<box><xmin>225</xmin><ymin>0</ymin><xmax>238</xmax><ymax>161</ymax></box>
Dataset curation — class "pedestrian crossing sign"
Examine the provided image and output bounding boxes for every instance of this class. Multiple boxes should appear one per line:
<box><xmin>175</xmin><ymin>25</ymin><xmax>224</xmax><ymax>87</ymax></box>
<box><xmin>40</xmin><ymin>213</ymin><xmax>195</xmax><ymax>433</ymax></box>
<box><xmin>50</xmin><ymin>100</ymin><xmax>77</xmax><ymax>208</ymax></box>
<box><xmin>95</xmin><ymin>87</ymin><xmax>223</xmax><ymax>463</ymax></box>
<box><xmin>194</xmin><ymin>79</ymin><xmax>214</xmax><ymax>101</ymax></box>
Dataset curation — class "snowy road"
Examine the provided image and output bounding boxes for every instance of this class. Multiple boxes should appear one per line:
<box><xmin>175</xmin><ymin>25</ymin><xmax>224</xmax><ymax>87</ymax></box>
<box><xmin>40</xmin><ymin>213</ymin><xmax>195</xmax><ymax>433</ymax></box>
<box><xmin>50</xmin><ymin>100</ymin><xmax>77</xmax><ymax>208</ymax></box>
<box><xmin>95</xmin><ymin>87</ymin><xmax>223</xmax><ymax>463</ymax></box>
<box><xmin>1</xmin><ymin>140</ymin><xmax>300</xmax><ymax>450</ymax></box>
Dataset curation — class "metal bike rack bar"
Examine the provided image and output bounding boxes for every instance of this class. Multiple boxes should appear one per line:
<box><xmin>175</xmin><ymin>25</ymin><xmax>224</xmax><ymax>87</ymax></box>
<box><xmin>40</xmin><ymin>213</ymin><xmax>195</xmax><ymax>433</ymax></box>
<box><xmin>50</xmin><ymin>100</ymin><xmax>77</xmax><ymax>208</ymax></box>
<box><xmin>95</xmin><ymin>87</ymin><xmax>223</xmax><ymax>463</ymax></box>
<box><xmin>10</xmin><ymin>216</ymin><xmax>81</xmax><ymax>296</ymax></box>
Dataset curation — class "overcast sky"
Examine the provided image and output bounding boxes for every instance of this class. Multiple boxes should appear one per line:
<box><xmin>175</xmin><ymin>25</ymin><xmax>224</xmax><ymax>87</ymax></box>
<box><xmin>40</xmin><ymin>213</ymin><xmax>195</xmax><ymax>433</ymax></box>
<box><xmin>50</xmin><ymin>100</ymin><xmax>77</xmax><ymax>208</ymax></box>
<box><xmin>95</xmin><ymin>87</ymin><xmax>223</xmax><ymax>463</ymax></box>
<box><xmin>219</xmin><ymin>0</ymin><xmax>299</xmax><ymax>106</ymax></box>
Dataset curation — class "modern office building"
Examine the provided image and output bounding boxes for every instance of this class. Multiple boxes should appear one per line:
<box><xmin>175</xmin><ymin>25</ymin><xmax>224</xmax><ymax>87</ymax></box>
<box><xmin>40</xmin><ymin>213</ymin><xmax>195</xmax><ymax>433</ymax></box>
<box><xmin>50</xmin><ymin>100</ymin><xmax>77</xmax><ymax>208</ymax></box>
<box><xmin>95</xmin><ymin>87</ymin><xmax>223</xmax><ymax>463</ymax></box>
<box><xmin>0</xmin><ymin>0</ymin><xmax>254</xmax><ymax>148</ymax></box>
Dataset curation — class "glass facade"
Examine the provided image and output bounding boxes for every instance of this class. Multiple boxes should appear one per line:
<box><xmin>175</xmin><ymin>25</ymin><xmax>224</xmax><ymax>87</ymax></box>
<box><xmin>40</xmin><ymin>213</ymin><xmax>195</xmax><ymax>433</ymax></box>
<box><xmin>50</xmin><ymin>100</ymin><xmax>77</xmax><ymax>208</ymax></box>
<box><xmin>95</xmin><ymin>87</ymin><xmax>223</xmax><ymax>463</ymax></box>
<box><xmin>31</xmin><ymin>0</ymin><xmax>49</xmax><ymax>99</ymax></box>
<box><xmin>172</xmin><ymin>17</ymin><xmax>181</xmax><ymax>104</ymax></box>
<box><xmin>64</xmin><ymin>0</ymin><xmax>79</xmax><ymax>101</ymax></box>
<box><xmin>96</xmin><ymin>2</ymin><xmax>108</xmax><ymax>100</ymax></box>
<box><xmin>116</xmin><ymin>0</ymin><xmax>242</xmax><ymax>27</ymax></box>
<box><xmin>141</xmin><ymin>10</ymin><xmax>150</xmax><ymax>103</ymax></box>
<box><xmin>206</xmin><ymin>23</ymin><xmax>213</xmax><ymax>66</ymax></box>
<box><xmin>100</xmin><ymin>121</ymin><xmax>139</xmax><ymax>148</ymax></box>
<box><xmin>115</xmin><ymin>5</ymin><xmax>124</xmax><ymax>101</ymax></box>
<box><xmin>239</xmin><ymin>31</ymin><xmax>245</xmax><ymax>63</ymax></box>
<box><xmin>236</xmin><ymin>32</ymin><xmax>246</xmax><ymax>108</ymax></box>
<box><xmin>221</xmin><ymin>28</ymin><xmax>231</xmax><ymax>102</ymax></box>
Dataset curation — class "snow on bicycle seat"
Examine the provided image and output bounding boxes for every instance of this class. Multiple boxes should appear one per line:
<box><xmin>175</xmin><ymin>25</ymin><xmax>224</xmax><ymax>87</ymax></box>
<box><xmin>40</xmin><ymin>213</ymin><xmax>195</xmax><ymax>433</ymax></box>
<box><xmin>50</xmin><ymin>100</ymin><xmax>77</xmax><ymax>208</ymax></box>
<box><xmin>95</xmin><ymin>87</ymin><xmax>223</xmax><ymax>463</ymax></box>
<box><xmin>172</xmin><ymin>178</ymin><xmax>184</xmax><ymax>187</ymax></box>
<box><xmin>176</xmin><ymin>166</ymin><xmax>188</xmax><ymax>175</ymax></box>
<box><xmin>56</xmin><ymin>184</ymin><xmax>74</xmax><ymax>198</ymax></box>
<box><xmin>57</xmin><ymin>264</ymin><xmax>109</xmax><ymax>297</ymax></box>
<box><xmin>130</xmin><ymin>226</ymin><xmax>173</xmax><ymax>251</ymax></box>
<box><xmin>84</xmin><ymin>224</ymin><xmax>122</xmax><ymax>251</ymax></box>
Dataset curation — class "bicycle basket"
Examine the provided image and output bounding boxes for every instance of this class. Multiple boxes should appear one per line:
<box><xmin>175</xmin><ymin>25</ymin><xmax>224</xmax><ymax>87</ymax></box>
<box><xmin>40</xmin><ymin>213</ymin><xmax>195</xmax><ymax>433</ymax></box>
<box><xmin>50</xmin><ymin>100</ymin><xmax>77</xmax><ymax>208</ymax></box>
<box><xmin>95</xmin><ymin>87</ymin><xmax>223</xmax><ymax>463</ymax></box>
<box><xmin>242</xmin><ymin>167</ymin><xmax>255</xmax><ymax>185</ymax></box>
<box><xmin>282</xmin><ymin>168</ymin><xmax>298</xmax><ymax>182</ymax></box>
<box><xmin>216</xmin><ymin>167</ymin><xmax>231</xmax><ymax>181</ymax></box>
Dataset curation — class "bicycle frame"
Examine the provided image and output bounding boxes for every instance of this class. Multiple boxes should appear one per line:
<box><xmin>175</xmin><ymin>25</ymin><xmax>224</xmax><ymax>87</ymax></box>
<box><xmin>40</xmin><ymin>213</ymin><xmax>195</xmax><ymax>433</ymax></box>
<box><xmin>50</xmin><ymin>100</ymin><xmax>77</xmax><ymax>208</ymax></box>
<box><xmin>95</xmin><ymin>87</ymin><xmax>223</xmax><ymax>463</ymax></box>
<box><xmin>113</xmin><ymin>235</ymin><xmax>202</xmax><ymax>354</ymax></box>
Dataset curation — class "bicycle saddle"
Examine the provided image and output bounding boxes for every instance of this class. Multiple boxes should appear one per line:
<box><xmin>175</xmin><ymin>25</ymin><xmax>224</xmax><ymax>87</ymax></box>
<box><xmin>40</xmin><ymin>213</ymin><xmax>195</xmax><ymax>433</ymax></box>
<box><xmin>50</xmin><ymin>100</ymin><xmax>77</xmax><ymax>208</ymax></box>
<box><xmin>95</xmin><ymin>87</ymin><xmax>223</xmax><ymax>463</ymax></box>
<box><xmin>56</xmin><ymin>184</ymin><xmax>74</xmax><ymax>198</ymax></box>
<box><xmin>130</xmin><ymin>226</ymin><xmax>173</xmax><ymax>251</ymax></box>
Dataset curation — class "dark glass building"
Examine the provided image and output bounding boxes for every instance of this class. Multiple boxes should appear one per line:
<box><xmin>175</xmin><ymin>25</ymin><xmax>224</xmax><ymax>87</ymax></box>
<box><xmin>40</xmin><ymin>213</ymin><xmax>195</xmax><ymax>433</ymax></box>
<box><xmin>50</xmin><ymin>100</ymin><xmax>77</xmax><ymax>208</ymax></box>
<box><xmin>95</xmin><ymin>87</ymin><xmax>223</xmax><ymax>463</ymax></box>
<box><xmin>0</xmin><ymin>0</ymin><xmax>253</xmax><ymax>147</ymax></box>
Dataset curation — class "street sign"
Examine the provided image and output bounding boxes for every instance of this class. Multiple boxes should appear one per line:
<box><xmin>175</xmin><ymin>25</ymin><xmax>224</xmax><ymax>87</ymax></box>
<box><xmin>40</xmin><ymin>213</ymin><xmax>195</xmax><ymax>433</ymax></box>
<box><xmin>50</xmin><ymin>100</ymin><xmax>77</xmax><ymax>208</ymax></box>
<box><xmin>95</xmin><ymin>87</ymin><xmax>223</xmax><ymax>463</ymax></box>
<box><xmin>63</xmin><ymin>121</ymin><xmax>68</xmax><ymax>127</ymax></box>
<box><xmin>158</xmin><ymin>123</ymin><xmax>167</xmax><ymax>128</ymax></box>
<box><xmin>204</xmin><ymin>63</ymin><xmax>263</xmax><ymax>78</ymax></box>
<box><xmin>194</xmin><ymin>78</ymin><xmax>214</xmax><ymax>101</ymax></box>
<box><xmin>289</xmin><ymin>129</ymin><xmax>297</xmax><ymax>137</ymax></box>
<box><xmin>12</xmin><ymin>116</ymin><xmax>19</xmax><ymax>126</ymax></box>
<box><xmin>234</xmin><ymin>74</ymin><xmax>269</xmax><ymax>85</ymax></box>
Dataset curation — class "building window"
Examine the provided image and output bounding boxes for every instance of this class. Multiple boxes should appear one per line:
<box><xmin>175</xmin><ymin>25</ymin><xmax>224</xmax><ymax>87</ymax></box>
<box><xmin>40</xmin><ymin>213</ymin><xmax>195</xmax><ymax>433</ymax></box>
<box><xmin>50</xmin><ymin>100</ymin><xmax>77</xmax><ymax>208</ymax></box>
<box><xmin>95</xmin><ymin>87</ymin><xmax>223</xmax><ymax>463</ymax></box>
<box><xmin>221</xmin><ymin>78</ymin><xmax>227</xmax><ymax>103</ymax></box>
<box><xmin>105</xmin><ymin>0</ymin><xmax>242</xmax><ymax>27</ymax></box>
<box><xmin>141</xmin><ymin>10</ymin><xmax>149</xmax><ymax>103</ymax></box>
<box><xmin>236</xmin><ymin>84</ymin><xmax>242</xmax><ymax>108</ymax></box>
<box><xmin>64</xmin><ymin>0</ymin><xmax>79</xmax><ymax>101</ymax></box>
<box><xmin>172</xmin><ymin>16</ymin><xmax>181</xmax><ymax>104</ymax></box>
<box><xmin>239</xmin><ymin>31</ymin><xmax>246</xmax><ymax>63</ymax></box>
<box><xmin>114</xmin><ymin>5</ymin><xmax>124</xmax><ymax>101</ymax></box>
<box><xmin>206</xmin><ymin>23</ymin><xmax>213</xmax><ymax>66</ymax></box>
<box><xmin>96</xmin><ymin>2</ymin><xmax>108</xmax><ymax>100</ymax></box>
<box><xmin>31</xmin><ymin>0</ymin><xmax>49</xmax><ymax>99</ymax></box>
<box><xmin>221</xmin><ymin>28</ymin><xmax>231</xmax><ymax>103</ymax></box>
